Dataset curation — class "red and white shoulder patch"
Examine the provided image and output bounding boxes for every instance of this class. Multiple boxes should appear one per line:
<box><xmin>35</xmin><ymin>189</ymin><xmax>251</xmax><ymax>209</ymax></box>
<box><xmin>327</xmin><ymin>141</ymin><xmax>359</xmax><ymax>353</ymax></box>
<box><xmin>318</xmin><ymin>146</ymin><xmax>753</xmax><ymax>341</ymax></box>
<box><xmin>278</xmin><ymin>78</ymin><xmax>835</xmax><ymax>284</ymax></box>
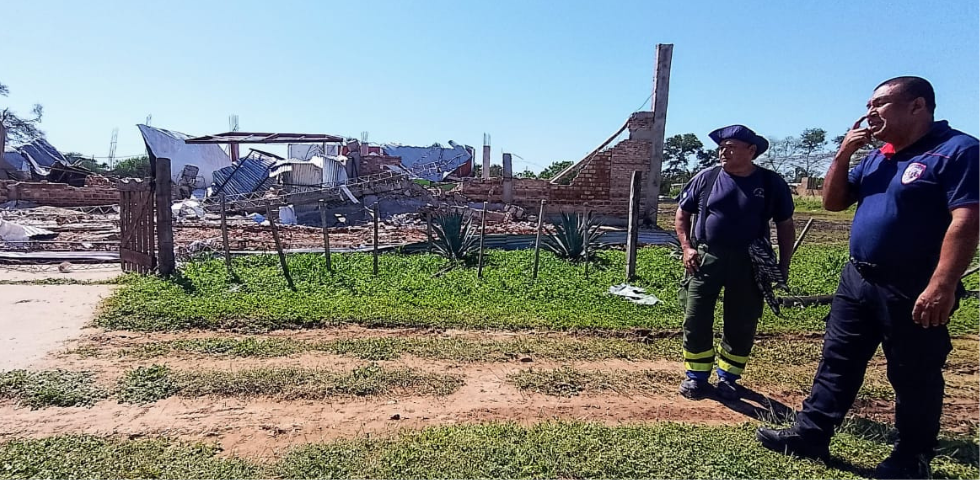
<box><xmin>901</xmin><ymin>162</ymin><xmax>927</xmax><ymax>185</ymax></box>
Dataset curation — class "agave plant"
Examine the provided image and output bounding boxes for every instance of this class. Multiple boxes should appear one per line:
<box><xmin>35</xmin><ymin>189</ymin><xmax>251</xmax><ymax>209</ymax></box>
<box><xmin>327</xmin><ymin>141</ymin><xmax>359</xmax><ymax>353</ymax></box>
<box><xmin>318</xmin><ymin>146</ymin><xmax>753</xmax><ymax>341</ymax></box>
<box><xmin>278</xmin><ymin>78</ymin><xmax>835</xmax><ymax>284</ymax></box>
<box><xmin>544</xmin><ymin>211</ymin><xmax>603</xmax><ymax>262</ymax></box>
<box><xmin>430</xmin><ymin>210</ymin><xmax>479</xmax><ymax>262</ymax></box>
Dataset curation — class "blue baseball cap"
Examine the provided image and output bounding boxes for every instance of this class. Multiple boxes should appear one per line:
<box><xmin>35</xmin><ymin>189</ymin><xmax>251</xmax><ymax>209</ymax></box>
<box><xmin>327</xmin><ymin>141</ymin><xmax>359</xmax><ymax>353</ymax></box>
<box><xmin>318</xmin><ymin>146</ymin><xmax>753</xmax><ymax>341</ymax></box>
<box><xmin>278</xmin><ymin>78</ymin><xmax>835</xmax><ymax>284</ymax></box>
<box><xmin>708</xmin><ymin>125</ymin><xmax>769</xmax><ymax>159</ymax></box>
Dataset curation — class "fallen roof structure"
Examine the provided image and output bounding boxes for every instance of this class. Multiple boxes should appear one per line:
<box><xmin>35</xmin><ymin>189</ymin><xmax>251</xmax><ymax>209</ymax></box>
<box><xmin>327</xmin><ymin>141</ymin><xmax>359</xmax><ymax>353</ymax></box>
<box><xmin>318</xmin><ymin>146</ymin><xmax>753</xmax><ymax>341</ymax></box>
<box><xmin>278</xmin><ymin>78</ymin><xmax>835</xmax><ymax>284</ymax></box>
<box><xmin>184</xmin><ymin>132</ymin><xmax>345</xmax><ymax>144</ymax></box>
<box><xmin>381</xmin><ymin>141</ymin><xmax>473</xmax><ymax>182</ymax></box>
<box><xmin>138</xmin><ymin>124</ymin><xmax>231</xmax><ymax>186</ymax></box>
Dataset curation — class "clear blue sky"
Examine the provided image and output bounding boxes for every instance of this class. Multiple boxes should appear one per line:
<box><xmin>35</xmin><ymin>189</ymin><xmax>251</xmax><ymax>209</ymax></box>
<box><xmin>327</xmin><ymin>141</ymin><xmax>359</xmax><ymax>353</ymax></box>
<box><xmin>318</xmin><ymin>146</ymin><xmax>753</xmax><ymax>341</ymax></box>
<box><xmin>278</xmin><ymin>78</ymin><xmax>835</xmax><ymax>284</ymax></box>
<box><xmin>3</xmin><ymin>0</ymin><xmax>978</xmax><ymax>173</ymax></box>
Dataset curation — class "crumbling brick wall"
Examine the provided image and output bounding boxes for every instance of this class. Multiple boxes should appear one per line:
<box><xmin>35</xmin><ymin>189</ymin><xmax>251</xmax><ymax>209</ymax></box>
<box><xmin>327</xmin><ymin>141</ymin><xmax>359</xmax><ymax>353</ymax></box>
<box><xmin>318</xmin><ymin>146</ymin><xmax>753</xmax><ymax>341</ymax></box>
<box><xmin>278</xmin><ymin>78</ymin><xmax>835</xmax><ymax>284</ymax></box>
<box><xmin>0</xmin><ymin>181</ymin><xmax>119</xmax><ymax>207</ymax></box>
<box><xmin>459</xmin><ymin>111</ymin><xmax>655</xmax><ymax>218</ymax></box>
<box><xmin>359</xmin><ymin>155</ymin><xmax>402</xmax><ymax>176</ymax></box>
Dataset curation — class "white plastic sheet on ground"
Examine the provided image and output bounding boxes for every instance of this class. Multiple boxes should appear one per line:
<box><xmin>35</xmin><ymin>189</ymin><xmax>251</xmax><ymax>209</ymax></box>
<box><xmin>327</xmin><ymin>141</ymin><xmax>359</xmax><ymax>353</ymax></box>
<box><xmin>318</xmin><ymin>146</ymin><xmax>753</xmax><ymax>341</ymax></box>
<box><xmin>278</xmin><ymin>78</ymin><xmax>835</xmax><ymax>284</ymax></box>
<box><xmin>0</xmin><ymin>218</ymin><xmax>56</xmax><ymax>243</ymax></box>
<box><xmin>608</xmin><ymin>283</ymin><xmax>660</xmax><ymax>305</ymax></box>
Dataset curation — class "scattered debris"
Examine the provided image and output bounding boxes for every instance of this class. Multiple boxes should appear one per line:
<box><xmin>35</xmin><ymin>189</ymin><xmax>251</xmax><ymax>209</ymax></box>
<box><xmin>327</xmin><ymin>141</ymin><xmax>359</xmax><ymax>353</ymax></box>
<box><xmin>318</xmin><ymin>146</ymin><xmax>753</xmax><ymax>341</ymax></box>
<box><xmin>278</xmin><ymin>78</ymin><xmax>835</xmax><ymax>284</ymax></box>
<box><xmin>608</xmin><ymin>284</ymin><xmax>660</xmax><ymax>306</ymax></box>
<box><xmin>0</xmin><ymin>218</ymin><xmax>58</xmax><ymax>243</ymax></box>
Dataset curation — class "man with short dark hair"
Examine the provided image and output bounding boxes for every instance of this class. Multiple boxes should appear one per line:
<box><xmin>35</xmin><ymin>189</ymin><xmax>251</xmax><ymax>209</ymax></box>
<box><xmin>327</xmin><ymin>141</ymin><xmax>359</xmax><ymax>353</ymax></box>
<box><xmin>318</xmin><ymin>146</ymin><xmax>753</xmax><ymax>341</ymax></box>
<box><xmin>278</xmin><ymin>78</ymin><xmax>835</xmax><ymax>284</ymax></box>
<box><xmin>757</xmin><ymin>76</ymin><xmax>979</xmax><ymax>479</ymax></box>
<box><xmin>674</xmin><ymin>125</ymin><xmax>796</xmax><ymax>400</ymax></box>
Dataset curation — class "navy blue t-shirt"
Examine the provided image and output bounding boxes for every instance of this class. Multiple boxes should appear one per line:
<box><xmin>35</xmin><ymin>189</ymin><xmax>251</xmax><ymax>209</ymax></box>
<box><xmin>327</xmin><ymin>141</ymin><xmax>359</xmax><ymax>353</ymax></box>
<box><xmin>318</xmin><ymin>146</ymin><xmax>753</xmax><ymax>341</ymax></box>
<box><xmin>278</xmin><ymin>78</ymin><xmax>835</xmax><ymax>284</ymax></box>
<box><xmin>679</xmin><ymin>166</ymin><xmax>795</xmax><ymax>249</ymax></box>
<box><xmin>849</xmin><ymin>121</ymin><xmax>979</xmax><ymax>275</ymax></box>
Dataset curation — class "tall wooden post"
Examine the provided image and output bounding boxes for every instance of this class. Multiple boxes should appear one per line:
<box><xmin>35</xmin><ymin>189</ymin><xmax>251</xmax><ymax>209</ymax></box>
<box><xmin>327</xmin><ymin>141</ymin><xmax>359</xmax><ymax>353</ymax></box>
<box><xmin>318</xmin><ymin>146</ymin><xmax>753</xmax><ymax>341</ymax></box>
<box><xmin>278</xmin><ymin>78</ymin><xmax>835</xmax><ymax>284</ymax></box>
<box><xmin>267</xmin><ymin>205</ymin><xmax>295</xmax><ymax>290</ymax></box>
<box><xmin>154</xmin><ymin>157</ymin><xmax>175</xmax><ymax>276</ymax></box>
<box><xmin>626</xmin><ymin>171</ymin><xmax>642</xmax><ymax>281</ymax></box>
<box><xmin>372</xmin><ymin>203</ymin><xmax>380</xmax><ymax>276</ymax></box>
<box><xmin>477</xmin><ymin>202</ymin><xmax>488</xmax><ymax>279</ymax></box>
<box><xmin>426</xmin><ymin>212</ymin><xmax>434</xmax><ymax>253</ymax></box>
<box><xmin>220</xmin><ymin>194</ymin><xmax>232</xmax><ymax>275</ymax></box>
<box><xmin>644</xmin><ymin>43</ymin><xmax>673</xmax><ymax>224</ymax></box>
<box><xmin>532</xmin><ymin>200</ymin><xmax>546</xmax><ymax>280</ymax></box>
<box><xmin>319</xmin><ymin>200</ymin><xmax>331</xmax><ymax>271</ymax></box>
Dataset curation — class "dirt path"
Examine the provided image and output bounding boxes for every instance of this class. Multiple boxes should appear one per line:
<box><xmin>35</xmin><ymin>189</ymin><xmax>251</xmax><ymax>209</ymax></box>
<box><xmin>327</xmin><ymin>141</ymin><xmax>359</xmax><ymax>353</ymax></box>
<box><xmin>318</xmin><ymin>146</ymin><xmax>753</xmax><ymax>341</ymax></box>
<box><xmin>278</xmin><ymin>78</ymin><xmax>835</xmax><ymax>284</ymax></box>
<box><xmin>0</xmin><ymin>284</ymin><xmax>113</xmax><ymax>370</ymax></box>
<box><xmin>2</xmin><ymin>325</ymin><xmax>975</xmax><ymax>459</ymax></box>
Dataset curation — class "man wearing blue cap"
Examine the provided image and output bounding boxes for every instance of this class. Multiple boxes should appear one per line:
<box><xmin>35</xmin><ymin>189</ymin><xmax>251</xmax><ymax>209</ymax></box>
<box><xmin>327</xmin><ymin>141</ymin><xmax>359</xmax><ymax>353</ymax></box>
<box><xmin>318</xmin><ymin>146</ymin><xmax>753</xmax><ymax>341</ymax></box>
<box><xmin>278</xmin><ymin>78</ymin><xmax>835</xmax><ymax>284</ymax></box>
<box><xmin>757</xmin><ymin>77</ymin><xmax>978</xmax><ymax>479</ymax></box>
<box><xmin>674</xmin><ymin>124</ymin><xmax>796</xmax><ymax>400</ymax></box>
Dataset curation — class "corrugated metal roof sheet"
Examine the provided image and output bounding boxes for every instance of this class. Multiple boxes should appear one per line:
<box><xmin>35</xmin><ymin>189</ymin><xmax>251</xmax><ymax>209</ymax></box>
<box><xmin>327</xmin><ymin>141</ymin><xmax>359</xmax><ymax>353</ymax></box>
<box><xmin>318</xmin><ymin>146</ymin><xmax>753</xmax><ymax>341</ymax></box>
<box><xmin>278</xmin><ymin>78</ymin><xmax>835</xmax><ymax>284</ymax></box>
<box><xmin>210</xmin><ymin>156</ymin><xmax>276</xmax><ymax>197</ymax></box>
<box><xmin>270</xmin><ymin>161</ymin><xmax>323</xmax><ymax>186</ymax></box>
<box><xmin>381</xmin><ymin>141</ymin><xmax>472</xmax><ymax>182</ymax></box>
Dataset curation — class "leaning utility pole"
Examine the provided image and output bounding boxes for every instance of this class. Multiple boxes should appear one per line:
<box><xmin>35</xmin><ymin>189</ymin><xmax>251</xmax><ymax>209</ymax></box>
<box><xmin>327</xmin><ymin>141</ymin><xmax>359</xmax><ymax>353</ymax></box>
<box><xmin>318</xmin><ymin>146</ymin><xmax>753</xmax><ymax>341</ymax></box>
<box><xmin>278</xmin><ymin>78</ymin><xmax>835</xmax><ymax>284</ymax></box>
<box><xmin>644</xmin><ymin>43</ymin><xmax>673</xmax><ymax>224</ymax></box>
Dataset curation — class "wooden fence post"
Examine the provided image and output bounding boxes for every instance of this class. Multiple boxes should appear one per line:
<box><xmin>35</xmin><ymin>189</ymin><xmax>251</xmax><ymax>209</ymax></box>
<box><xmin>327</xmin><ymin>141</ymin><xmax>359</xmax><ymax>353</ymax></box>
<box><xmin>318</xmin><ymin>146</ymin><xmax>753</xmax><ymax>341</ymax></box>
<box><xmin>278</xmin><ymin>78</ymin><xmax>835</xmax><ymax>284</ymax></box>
<box><xmin>155</xmin><ymin>157</ymin><xmax>175</xmax><ymax>276</ymax></box>
<box><xmin>220</xmin><ymin>194</ymin><xmax>232</xmax><ymax>275</ymax></box>
<box><xmin>426</xmin><ymin>212</ymin><xmax>434</xmax><ymax>253</ymax></box>
<box><xmin>477</xmin><ymin>202</ymin><xmax>488</xmax><ymax>279</ymax></box>
<box><xmin>267</xmin><ymin>205</ymin><xmax>295</xmax><ymax>290</ymax></box>
<box><xmin>319</xmin><ymin>199</ymin><xmax>331</xmax><ymax>271</ymax></box>
<box><xmin>372</xmin><ymin>203</ymin><xmax>380</xmax><ymax>276</ymax></box>
<box><xmin>532</xmin><ymin>199</ymin><xmax>546</xmax><ymax>280</ymax></box>
<box><xmin>626</xmin><ymin>171</ymin><xmax>642</xmax><ymax>281</ymax></box>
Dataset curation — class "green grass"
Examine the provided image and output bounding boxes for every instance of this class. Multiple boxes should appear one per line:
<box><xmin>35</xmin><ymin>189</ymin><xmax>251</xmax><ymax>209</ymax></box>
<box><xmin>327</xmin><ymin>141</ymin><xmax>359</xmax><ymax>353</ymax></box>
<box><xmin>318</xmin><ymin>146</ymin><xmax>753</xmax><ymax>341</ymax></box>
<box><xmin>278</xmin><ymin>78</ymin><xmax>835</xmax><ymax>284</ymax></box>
<box><xmin>0</xmin><ymin>422</ymin><xmax>975</xmax><ymax>479</ymax></box>
<box><xmin>113</xmin><ymin>335</ymin><xmax>680</xmax><ymax>362</ymax></box>
<box><xmin>793</xmin><ymin>196</ymin><xmax>857</xmax><ymax>219</ymax></box>
<box><xmin>117</xmin><ymin>364</ymin><xmax>463</xmax><ymax>402</ymax></box>
<box><xmin>98</xmin><ymin>246</ymin><xmax>978</xmax><ymax>335</ymax></box>
<box><xmin>0</xmin><ymin>435</ymin><xmax>258</xmax><ymax>479</ymax></box>
<box><xmin>117</xmin><ymin>365</ymin><xmax>179</xmax><ymax>404</ymax></box>
<box><xmin>0</xmin><ymin>370</ymin><xmax>106</xmax><ymax>409</ymax></box>
<box><xmin>274</xmin><ymin>422</ymin><xmax>978</xmax><ymax>479</ymax></box>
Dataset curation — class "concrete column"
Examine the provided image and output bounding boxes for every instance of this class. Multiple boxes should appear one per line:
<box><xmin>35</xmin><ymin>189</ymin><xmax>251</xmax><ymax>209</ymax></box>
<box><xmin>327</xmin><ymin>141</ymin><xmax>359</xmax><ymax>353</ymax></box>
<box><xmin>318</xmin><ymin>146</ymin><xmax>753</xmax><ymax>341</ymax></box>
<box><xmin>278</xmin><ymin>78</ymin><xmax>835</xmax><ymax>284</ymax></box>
<box><xmin>482</xmin><ymin>145</ymin><xmax>491</xmax><ymax>179</ymax></box>
<box><xmin>502</xmin><ymin>153</ymin><xmax>513</xmax><ymax>204</ymax></box>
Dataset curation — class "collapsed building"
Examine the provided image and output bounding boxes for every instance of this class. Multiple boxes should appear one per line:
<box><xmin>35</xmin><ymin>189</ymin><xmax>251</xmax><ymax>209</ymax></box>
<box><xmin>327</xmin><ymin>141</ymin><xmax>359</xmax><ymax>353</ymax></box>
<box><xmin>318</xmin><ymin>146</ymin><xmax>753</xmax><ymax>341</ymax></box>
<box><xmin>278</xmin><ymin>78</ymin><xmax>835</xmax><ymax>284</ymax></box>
<box><xmin>1</xmin><ymin>111</ymin><xmax>673</xmax><ymax>258</ymax></box>
<box><xmin>460</xmin><ymin>112</ymin><xmax>658</xmax><ymax>222</ymax></box>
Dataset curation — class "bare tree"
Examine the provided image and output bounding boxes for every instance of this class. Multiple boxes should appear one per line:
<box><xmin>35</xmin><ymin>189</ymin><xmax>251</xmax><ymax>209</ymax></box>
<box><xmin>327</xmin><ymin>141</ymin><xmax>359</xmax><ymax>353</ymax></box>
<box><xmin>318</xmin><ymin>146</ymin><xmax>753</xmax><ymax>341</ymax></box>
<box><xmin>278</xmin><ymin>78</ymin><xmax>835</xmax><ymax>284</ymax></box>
<box><xmin>0</xmin><ymin>81</ymin><xmax>44</xmax><ymax>144</ymax></box>
<box><xmin>789</xmin><ymin>128</ymin><xmax>833</xmax><ymax>180</ymax></box>
<box><xmin>758</xmin><ymin>136</ymin><xmax>796</xmax><ymax>178</ymax></box>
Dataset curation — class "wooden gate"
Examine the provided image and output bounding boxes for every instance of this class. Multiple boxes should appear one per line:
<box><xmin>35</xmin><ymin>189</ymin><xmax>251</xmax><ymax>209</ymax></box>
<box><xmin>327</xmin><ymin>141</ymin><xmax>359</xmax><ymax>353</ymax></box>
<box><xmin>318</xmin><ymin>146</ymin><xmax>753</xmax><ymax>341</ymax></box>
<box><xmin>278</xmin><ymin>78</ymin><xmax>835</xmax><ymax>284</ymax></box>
<box><xmin>118</xmin><ymin>179</ymin><xmax>156</xmax><ymax>273</ymax></box>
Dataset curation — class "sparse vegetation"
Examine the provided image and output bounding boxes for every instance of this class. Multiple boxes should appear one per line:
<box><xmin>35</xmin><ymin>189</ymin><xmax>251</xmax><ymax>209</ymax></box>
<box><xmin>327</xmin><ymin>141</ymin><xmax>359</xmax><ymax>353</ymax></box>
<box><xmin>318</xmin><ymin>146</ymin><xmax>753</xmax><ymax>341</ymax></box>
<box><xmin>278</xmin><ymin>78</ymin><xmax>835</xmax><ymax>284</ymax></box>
<box><xmin>115</xmin><ymin>364</ymin><xmax>463</xmax><ymax>402</ymax></box>
<box><xmin>117</xmin><ymin>365</ymin><xmax>179</xmax><ymax>404</ymax></box>
<box><xmin>0</xmin><ymin>370</ymin><xmax>106</xmax><ymax>409</ymax></box>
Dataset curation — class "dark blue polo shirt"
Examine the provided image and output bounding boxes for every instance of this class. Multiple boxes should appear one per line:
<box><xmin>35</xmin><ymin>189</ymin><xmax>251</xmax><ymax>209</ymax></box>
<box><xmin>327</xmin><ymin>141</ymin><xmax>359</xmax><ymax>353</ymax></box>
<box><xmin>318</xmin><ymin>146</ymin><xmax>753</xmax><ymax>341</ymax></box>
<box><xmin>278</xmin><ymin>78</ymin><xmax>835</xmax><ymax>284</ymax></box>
<box><xmin>849</xmin><ymin>121</ymin><xmax>979</xmax><ymax>276</ymax></box>
<box><xmin>679</xmin><ymin>166</ymin><xmax>795</xmax><ymax>249</ymax></box>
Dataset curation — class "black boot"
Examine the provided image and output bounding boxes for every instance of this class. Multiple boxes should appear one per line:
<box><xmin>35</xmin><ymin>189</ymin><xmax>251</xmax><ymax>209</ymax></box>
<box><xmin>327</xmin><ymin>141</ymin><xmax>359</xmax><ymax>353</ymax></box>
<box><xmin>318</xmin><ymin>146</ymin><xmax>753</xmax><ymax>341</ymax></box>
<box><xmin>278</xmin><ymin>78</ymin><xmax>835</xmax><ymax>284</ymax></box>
<box><xmin>873</xmin><ymin>452</ymin><xmax>931</xmax><ymax>479</ymax></box>
<box><xmin>756</xmin><ymin>426</ymin><xmax>830</xmax><ymax>462</ymax></box>
<box><xmin>678</xmin><ymin>378</ymin><xmax>710</xmax><ymax>400</ymax></box>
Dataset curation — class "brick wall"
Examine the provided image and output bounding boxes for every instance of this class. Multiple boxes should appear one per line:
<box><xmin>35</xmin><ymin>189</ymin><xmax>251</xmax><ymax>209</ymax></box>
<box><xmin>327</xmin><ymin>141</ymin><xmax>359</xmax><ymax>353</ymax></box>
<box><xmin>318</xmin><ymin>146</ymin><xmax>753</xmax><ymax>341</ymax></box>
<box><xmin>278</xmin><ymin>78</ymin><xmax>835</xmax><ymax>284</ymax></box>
<box><xmin>0</xmin><ymin>180</ymin><xmax>119</xmax><ymax>207</ymax></box>
<box><xmin>359</xmin><ymin>155</ymin><xmax>402</xmax><ymax>176</ymax></box>
<box><xmin>459</xmin><ymin>111</ymin><xmax>656</xmax><ymax>218</ymax></box>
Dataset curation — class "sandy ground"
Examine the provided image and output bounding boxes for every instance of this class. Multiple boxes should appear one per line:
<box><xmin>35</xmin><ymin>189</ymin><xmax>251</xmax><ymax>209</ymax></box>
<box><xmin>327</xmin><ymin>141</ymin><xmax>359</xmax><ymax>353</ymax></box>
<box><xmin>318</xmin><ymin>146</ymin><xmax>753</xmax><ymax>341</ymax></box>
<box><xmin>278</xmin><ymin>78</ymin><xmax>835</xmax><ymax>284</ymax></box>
<box><xmin>0</xmin><ymin>265</ymin><xmax>122</xmax><ymax>283</ymax></box>
<box><xmin>0</xmin><ymin>283</ymin><xmax>114</xmax><ymax>369</ymax></box>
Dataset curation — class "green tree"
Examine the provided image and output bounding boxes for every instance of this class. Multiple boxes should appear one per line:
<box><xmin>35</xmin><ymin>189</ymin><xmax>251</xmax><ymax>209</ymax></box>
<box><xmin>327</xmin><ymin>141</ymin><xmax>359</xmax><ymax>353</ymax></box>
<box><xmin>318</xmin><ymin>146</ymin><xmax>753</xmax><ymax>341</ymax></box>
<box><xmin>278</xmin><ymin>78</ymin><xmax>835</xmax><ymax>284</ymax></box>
<box><xmin>63</xmin><ymin>152</ymin><xmax>109</xmax><ymax>174</ymax></box>
<box><xmin>538</xmin><ymin>160</ymin><xmax>574</xmax><ymax>180</ymax></box>
<box><xmin>792</xmin><ymin>127</ymin><xmax>830</xmax><ymax>179</ymax></box>
<box><xmin>0</xmin><ymin>81</ymin><xmax>44</xmax><ymax>143</ymax></box>
<box><xmin>111</xmin><ymin>156</ymin><xmax>151</xmax><ymax>179</ymax></box>
<box><xmin>516</xmin><ymin>168</ymin><xmax>537</xmax><ymax>179</ymax></box>
<box><xmin>663</xmin><ymin>133</ymin><xmax>715</xmax><ymax>184</ymax></box>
